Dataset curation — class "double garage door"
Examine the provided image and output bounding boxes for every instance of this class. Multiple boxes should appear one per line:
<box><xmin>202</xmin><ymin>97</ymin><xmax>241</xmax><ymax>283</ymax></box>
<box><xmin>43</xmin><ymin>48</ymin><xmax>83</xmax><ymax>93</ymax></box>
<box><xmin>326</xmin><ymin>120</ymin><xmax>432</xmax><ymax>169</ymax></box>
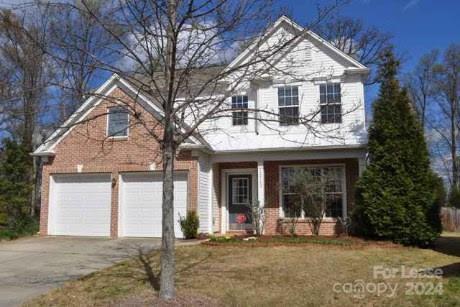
<box><xmin>48</xmin><ymin>173</ymin><xmax>187</xmax><ymax>238</ymax></box>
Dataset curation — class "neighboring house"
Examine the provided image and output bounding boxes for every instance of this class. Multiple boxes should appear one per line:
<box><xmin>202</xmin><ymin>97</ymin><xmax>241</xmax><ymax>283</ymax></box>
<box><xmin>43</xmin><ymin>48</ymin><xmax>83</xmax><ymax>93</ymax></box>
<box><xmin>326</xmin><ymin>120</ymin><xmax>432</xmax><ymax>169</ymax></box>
<box><xmin>33</xmin><ymin>16</ymin><xmax>368</xmax><ymax>238</ymax></box>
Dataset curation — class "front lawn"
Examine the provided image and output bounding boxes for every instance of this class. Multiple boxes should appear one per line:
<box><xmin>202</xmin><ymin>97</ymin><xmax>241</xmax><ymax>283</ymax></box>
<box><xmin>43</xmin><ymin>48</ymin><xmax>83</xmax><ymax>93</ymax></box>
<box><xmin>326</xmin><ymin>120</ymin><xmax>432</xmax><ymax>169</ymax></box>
<box><xmin>26</xmin><ymin>235</ymin><xmax>460</xmax><ymax>306</ymax></box>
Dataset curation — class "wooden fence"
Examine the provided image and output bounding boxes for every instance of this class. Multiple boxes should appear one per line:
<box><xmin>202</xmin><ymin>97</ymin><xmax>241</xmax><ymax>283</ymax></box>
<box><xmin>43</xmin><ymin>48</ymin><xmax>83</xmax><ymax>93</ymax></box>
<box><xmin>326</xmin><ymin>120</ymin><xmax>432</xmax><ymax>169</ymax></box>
<box><xmin>441</xmin><ymin>207</ymin><xmax>460</xmax><ymax>232</ymax></box>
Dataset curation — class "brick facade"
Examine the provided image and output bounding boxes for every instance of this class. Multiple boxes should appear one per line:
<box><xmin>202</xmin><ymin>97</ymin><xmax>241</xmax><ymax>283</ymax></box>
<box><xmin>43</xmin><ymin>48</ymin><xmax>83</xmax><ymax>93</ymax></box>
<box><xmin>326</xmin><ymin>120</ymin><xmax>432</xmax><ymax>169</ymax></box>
<box><xmin>39</xmin><ymin>88</ymin><xmax>198</xmax><ymax>237</ymax></box>
<box><xmin>212</xmin><ymin>158</ymin><xmax>359</xmax><ymax>236</ymax></box>
<box><xmin>39</xmin><ymin>87</ymin><xmax>361</xmax><ymax>238</ymax></box>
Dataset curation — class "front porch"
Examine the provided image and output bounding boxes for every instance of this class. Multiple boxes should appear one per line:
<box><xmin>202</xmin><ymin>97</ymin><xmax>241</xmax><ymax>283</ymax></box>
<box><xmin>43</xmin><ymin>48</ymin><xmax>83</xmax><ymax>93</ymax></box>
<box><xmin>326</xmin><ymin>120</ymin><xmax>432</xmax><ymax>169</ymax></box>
<box><xmin>208</xmin><ymin>149</ymin><xmax>366</xmax><ymax>236</ymax></box>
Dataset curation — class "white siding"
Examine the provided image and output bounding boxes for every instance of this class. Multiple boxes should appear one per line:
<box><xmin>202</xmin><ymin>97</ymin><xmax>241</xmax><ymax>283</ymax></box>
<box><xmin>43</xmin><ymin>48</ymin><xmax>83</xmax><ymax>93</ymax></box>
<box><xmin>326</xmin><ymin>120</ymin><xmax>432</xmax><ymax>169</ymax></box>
<box><xmin>197</xmin><ymin>154</ymin><xmax>211</xmax><ymax>233</ymax></box>
<box><xmin>199</xmin><ymin>24</ymin><xmax>367</xmax><ymax>152</ymax></box>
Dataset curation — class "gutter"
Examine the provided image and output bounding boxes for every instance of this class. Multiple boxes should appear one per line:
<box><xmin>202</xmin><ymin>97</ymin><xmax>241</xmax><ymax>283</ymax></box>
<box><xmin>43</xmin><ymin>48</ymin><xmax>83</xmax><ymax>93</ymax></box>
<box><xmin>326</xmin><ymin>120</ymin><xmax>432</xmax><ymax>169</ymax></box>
<box><xmin>344</xmin><ymin>68</ymin><xmax>370</xmax><ymax>75</ymax></box>
<box><xmin>30</xmin><ymin>151</ymin><xmax>55</xmax><ymax>157</ymax></box>
<box><xmin>178</xmin><ymin>143</ymin><xmax>215</xmax><ymax>154</ymax></box>
<box><xmin>211</xmin><ymin>144</ymin><xmax>367</xmax><ymax>155</ymax></box>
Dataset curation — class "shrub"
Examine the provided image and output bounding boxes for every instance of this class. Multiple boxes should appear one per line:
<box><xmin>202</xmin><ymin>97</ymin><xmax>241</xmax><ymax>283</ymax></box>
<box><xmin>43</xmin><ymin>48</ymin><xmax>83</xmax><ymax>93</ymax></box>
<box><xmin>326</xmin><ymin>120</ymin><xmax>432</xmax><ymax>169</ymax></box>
<box><xmin>179</xmin><ymin>211</ymin><xmax>199</xmax><ymax>239</ymax></box>
<box><xmin>0</xmin><ymin>228</ymin><xmax>19</xmax><ymax>240</ymax></box>
<box><xmin>208</xmin><ymin>235</ymin><xmax>236</xmax><ymax>243</ymax></box>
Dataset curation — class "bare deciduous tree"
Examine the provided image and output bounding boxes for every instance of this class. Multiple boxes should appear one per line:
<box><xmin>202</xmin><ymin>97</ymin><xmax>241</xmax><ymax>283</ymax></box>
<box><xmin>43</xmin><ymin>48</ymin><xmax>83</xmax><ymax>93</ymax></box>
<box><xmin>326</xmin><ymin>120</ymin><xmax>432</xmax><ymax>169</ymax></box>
<box><xmin>47</xmin><ymin>1</ymin><xmax>120</xmax><ymax>123</ymax></box>
<box><xmin>404</xmin><ymin>50</ymin><xmax>438</xmax><ymax>130</ymax></box>
<box><xmin>32</xmin><ymin>0</ymin><xmax>357</xmax><ymax>300</ymax></box>
<box><xmin>0</xmin><ymin>9</ymin><xmax>50</xmax><ymax>217</ymax></box>
<box><xmin>318</xmin><ymin>15</ymin><xmax>393</xmax><ymax>85</ymax></box>
<box><xmin>430</xmin><ymin>44</ymin><xmax>460</xmax><ymax>187</ymax></box>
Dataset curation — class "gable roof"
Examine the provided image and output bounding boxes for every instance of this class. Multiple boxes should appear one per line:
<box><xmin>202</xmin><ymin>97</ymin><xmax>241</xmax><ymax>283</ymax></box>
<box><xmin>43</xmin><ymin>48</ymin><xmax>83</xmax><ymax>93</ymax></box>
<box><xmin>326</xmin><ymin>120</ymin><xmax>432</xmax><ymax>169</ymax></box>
<box><xmin>33</xmin><ymin>74</ymin><xmax>210</xmax><ymax>156</ymax></box>
<box><xmin>225</xmin><ymin>15</ymin><xmax>368</xmax><ymax>74</ymax></box>
<box><xmin>33</xmin><ymin>16</ymin><xmax>368</xmax><ymax>157</ymax></box>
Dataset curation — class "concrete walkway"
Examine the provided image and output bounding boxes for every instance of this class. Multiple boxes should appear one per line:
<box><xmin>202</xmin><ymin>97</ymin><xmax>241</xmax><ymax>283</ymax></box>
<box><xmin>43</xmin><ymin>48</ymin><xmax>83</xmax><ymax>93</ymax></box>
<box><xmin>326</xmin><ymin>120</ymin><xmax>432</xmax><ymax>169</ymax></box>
<box><xmin>0</xmin><ymin>236</ymin><xmax>168</xmax><ymax>307</ymax></box>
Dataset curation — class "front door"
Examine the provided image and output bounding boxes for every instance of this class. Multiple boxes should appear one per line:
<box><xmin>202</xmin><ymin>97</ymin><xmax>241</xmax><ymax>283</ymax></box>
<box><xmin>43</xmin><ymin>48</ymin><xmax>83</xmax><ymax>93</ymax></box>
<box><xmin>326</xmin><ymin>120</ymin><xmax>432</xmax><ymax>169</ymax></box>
<box><xmin>228</xmin><ymin>174</ymin><xmax>253</xmax><ymax>231</ymax></box>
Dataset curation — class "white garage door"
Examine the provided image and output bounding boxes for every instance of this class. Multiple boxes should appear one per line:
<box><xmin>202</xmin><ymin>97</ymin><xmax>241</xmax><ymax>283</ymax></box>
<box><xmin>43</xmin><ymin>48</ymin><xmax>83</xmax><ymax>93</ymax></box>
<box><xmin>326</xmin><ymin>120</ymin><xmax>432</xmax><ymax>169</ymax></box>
<box><xmin>120</xmin><ymin>172</ymin><xmax>188</xmax><ymax>238</ymax></box>
<box><xmin>49</xmin><ymin>174</ymin><xmax>112</xmax><ymax>236</ymax></box>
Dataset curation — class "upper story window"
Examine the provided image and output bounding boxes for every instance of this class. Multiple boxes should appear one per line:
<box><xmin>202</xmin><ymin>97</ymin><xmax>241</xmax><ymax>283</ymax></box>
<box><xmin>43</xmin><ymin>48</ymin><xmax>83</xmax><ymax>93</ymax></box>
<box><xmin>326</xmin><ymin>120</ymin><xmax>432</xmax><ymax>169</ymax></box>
<box><xmin>107</xmin><ymin>106</ymin><xmax>129</xmax><ymax>137</ymax></box>
<box><xmin>320</xmin><ymin>83</ymin><xmax>342</xmax><ymax>124</ymax></box>
<box><xmin>232</xmin><ymin>95</ymin><xmax>248</xmax><ymax>126</ymax></box>
<box><xmin>278</xmin><ymin>86</ymin><xmax>299</xmax><ymax>126</ymax></box>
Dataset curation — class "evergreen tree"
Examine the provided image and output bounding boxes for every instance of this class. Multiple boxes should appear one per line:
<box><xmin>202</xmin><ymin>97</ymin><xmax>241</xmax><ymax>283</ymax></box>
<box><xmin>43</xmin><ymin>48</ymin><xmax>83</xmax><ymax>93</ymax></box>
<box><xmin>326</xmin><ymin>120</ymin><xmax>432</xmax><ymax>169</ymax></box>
<box><xmin>0</xmin><ymin>139</ymin><xmax>34</xmax><ymax>233</ymax></box>
<box><xmin>352</xmin><ymin>50</ymin><xmax>442</xmax><ymax>246</ymax></box>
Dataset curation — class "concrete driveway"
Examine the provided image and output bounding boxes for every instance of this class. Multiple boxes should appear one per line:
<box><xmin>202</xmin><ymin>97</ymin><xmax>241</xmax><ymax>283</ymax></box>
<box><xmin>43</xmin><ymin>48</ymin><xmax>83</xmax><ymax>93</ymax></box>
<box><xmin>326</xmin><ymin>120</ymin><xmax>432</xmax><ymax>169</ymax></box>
<box><xmin>0</xmin><ymin>236</ymin><xmax>165</xmax><ymax>307</ymax></box>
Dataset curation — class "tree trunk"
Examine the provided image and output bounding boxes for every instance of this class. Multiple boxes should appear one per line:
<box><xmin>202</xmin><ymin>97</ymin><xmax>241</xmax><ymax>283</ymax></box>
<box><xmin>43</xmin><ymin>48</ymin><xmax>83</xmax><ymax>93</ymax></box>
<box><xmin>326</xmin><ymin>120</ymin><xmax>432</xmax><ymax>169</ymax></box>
<box><xmin>451</xmin><ymin>101</ymin><xmax>458</xmax><ymax>187</ymax></box>
<box><xmin>159</xmin><ymin>134</ymin><xmax>176</xmax><ymax>299</ymax></box>
<box><xmin>160</xmin><ymin>0</ymin><xmax>178</xmax><ymax>299</ymax></box>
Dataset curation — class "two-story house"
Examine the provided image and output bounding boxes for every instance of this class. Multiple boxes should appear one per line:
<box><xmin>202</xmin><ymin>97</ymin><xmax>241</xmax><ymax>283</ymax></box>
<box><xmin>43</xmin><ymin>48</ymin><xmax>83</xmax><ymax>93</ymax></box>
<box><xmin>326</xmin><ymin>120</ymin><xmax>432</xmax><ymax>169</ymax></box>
<box><xmin>33</xmin><ymin>16</ymin><xmax>368</xmax><ymax>238</ymax></box>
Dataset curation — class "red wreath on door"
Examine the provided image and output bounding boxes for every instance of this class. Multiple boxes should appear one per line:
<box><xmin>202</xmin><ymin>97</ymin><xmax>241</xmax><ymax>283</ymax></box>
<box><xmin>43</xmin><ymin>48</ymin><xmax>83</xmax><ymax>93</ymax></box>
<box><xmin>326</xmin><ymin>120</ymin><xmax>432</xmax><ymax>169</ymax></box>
<box><xmin>236</xmin><ymin>214</ymin><xmax>247</xmax><ymax>224</ymax></box>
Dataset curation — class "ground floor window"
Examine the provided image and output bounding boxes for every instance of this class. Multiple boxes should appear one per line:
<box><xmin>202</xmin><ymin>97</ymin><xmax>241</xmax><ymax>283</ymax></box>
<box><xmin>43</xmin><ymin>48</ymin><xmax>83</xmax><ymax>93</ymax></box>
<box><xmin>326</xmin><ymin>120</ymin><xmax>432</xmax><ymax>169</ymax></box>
<box><xmin>280</xmin><ymin>166</ymin><xmax>345</xmax><ymax>218</ymax></box>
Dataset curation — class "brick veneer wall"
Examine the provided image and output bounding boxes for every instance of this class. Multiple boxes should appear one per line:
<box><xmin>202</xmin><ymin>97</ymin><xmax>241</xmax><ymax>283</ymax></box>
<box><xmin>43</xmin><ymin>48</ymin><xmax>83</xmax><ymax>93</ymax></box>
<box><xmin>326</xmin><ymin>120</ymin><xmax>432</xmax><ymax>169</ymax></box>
<box><xmin>39</xmin><ymin>87</ymin><xmax>198</xmax><ymax>238</ymax></box>
<box><xmin>211</xmin><ymin>159</ymin><xmax>359</xmax><ymax>236</ymax></box>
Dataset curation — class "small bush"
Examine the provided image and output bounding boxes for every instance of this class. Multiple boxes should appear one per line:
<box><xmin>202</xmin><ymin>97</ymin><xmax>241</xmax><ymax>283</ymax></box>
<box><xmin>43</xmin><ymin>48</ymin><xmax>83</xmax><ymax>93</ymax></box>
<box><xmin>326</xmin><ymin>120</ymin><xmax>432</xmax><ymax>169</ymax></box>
<box><xmin>209</xmin><ymin>235</ymin><xmax>237</xmax><ymax>243</ymax></box>
<box><xmin>179</xmin><ymin>211</ymin><xmax>199</xmax><ymax>239</ymax></box>
<box><xmin>0</xmin><ymin>228</ymin><xmax>19</xmax><ymax>240</ymax></box>
<box><xmin>0</xmin><ymin>216</ymin><xmax>38</xmax><ymax>241</ymax></box>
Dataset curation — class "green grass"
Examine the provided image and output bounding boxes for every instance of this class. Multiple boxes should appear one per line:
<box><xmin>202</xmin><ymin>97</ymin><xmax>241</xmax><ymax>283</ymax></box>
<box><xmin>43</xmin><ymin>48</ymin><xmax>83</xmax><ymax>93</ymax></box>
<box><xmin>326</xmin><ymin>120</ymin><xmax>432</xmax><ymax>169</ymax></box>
<box><xmin>26</xmin><ymin>234</ymin><xmax>460</xmax><ymax>307</ymax></box>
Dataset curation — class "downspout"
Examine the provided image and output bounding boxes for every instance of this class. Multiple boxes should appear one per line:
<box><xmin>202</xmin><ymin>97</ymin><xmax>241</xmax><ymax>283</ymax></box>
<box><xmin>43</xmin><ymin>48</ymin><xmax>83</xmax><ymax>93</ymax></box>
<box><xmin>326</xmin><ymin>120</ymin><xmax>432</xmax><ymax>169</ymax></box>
<box><xmin>254</xmin><ymin>86</ymin><xmax>259</xmax><ymax>135</ymax></box>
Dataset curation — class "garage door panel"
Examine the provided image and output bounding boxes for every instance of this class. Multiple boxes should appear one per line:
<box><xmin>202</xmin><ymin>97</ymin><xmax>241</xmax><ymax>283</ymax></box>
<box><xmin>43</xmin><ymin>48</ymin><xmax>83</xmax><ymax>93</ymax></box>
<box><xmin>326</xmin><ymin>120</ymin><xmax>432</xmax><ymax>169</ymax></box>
<box><xmin>50</xmin><ymin>174</ymin><xmax>112</xmax><ymax>236</ymax></box>
<box><xmin>120</xmin><ymin>172</ymin><xmax>187</xmax><ymax>238</ymax></box>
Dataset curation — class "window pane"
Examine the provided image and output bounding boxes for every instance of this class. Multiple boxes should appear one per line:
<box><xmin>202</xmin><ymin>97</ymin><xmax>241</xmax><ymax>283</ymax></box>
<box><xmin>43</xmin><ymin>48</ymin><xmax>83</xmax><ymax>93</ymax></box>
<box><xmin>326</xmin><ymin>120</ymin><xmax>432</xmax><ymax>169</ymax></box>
<box><xmin>320</xmin><ymin>103</ymin><xmax>342</xmax><ymax>124</ymax></box>
<box><xmin>278</xmin><ymin>96</ymin><xmax>286</xmax><ymax>106</ymax></box>
<box><xmin>280</xmin><ymin>107</ymin><xmax>299</xmax><ymax>125</ymax></box>
<box><xmin>320</xmin><ymin>84</ymin><xmax>326</xmax><ymax>95</ymax></box>
<box><xmin>231</xmin><ymin>95</ymin><xmax>248</xmax><ymax>109</ymax></box>
<box><xmin>278</xmin><ymin>87</ymin><xmax>285</xmax><ymax>97</ymax></box>
<box><xmin>283</xmin><ymin>194</ymin><xmax>301</xmax><ymax>218</ymax></box>
<box><xmin>319</xmin><ymin>83</ymin><xmax>341</xmax><ymax>106</ymax></box>
<box><xmin>108</xmin><ymin>107</ymin><xmax>129</xmax><ymax>137</ymax></box>
<box><xmin>326</xmin><ymin>194</ymin><xmax>343</xmax><ymax>218</ymax></box>
<box><xmin>232</xmin><ymin>111</ymin><xmax>248</xmax><ymax>125</ymax></box>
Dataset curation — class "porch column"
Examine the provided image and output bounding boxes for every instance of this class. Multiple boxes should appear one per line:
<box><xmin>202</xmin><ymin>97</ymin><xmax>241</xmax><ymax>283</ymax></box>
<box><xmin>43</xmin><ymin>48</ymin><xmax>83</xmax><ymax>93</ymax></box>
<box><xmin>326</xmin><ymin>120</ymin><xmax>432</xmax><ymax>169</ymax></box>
<box><xmin>257</xmin><ymin>160</ymin><xmax>265</xmax><ymax>207</ymax></box>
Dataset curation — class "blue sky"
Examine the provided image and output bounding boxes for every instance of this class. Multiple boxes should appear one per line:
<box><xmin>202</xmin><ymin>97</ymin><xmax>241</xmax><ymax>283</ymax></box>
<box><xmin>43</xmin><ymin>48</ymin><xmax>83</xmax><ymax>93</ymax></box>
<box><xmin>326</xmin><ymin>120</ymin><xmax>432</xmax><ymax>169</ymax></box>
<box><xmin>289</xmin><ymin>0</ymin><xmax>460</xmax><ymax>70</ymax></box>
<box><xmin>286</xmin><ymin>0</ymin><xmax>460</xmax><ymax>102</ymax></box>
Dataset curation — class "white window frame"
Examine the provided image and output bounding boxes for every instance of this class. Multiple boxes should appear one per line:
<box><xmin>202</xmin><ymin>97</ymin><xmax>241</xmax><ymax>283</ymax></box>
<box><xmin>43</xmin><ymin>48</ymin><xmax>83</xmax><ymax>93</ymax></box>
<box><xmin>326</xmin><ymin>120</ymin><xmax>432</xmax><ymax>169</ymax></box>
<box><xmin>231</xmin><ymin>95</ymin><xmax>249</xmax><ymax>126</ymax></box>
<box><xmin>278</xmin><ymin>85</ymin><xmax>300</xmax><ymax>126</ymax></box>
<box><xmin>319</xmin><ymin>82</ymin><xmax>342</xmax><ymax>124</ymax></box>
<box><xmin>106</xmin><ymin>106</ymin><xmax>130</xmax><ymax>138</ymax></box>
<box><xmin>278</xmin><ymin>164</ymin><xmax>347</xmax><ymax>220</ymax></box>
